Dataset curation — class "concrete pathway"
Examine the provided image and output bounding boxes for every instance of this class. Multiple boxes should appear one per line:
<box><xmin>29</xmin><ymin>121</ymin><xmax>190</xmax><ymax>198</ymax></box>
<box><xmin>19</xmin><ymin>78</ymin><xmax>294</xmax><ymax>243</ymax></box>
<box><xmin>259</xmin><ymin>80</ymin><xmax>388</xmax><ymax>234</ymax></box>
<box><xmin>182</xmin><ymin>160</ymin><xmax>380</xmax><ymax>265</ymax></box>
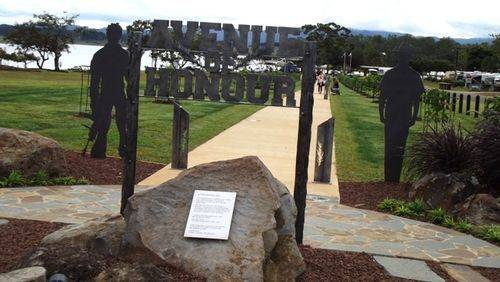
<box><xmin>140</xmin><ymin>91</ymin><xmax>339</xmax><ymax>200</ymax></box>
<box><xmin>1</xmin><ymin>185</ymin><xmax>499</xmax><ymax>269</ymax></box>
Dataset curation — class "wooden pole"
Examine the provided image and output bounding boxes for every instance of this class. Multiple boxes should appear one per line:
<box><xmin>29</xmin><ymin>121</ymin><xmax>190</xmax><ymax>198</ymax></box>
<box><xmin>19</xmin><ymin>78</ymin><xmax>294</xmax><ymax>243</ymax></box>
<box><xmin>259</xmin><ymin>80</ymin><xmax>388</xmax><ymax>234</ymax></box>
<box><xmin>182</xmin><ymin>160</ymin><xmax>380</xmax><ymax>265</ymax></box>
<box><xmin>121</xmin><ymin>32</ymin><xmax>143</xmax><ymax>215</ymax></box>
<box><xmin>172</xmin><ymin>102</ymin><xmax>190</xmax><ymax>169</ymax></box>
<box><xmin>294</xmin><ymin>42</ymin><xmax>316</xmax><ymax>244</ymax></box>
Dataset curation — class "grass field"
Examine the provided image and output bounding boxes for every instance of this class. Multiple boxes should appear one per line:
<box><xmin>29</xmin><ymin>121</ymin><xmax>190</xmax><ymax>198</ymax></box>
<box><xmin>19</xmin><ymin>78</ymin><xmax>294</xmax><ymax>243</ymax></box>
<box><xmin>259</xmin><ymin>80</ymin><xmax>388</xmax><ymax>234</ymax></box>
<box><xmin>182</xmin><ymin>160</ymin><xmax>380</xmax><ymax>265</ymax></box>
<box><xmin>330</xmin><ymin>85</ymin><xmax>479</xmax><ymax>182</ymax></box>
<box><xmin>0</xmin><ymin>70</ymin><xmax>262</xmax><ymax>164</ymax></box>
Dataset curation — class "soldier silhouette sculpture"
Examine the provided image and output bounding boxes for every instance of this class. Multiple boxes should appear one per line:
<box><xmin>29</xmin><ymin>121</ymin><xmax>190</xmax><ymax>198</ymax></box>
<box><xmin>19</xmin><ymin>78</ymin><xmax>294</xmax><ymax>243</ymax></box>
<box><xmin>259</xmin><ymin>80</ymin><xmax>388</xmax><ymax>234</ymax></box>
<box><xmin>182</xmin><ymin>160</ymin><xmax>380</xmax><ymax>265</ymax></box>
<box><xmin>87</xmin><ymin>23</ymin><xmax>129</xmax><ymax>159</ymax></box>
<box><xmin>379</xmin><ymin>43</ymin><xmax>425</xmax><ymax>182</ymax></box>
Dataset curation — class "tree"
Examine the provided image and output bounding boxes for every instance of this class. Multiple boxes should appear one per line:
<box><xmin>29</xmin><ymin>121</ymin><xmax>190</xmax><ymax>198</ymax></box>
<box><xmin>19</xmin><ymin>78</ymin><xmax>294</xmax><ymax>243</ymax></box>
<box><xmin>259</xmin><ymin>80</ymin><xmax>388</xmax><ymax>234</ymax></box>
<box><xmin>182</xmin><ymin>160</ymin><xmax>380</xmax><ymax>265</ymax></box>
<box><xmin>302</xmin><ymin>22</ymin><xmax>351</xmax><ymax>67</ymax></box>
<box><xmin>34</xmin><ymin>13</ymin><xmax>78</xmax><ymax>71</ymax></box>
<box><xmin>5</xmin><ymin>13</ymin><xmax>78</xmax><ymax>70</ymax></box>
<box><xmin>6</xmin><ymin>23</ymin><xmax>50</xmax><ymax>69</ymax></box>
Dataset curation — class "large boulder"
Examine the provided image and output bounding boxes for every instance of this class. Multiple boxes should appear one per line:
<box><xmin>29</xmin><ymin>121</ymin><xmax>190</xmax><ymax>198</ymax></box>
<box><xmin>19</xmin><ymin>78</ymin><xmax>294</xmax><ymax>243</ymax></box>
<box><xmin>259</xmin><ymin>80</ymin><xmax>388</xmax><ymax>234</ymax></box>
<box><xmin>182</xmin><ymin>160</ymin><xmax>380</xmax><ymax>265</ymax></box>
<box><xmin>452</xmin><ymin>194</ymin><xmax>500</xmax><ymax>225</ymax></box>
<box><xmin>0</xmin><ymin>128</ymin><xmax>67</xmax><ymax>178</ymax></box>
<box><xmin>22</xmin><ymin>157</ymin><xmax>304</xmax><ymax>281</ymax></box>
<box><xmin>124</xmin><ymin>156</ymin><xmax>305</xmax><ymax>281</ymax></box>
<box><xmin>409</xmin><ymin>173</ymin><xmax>479</xmax><ymax>212</ymax></box>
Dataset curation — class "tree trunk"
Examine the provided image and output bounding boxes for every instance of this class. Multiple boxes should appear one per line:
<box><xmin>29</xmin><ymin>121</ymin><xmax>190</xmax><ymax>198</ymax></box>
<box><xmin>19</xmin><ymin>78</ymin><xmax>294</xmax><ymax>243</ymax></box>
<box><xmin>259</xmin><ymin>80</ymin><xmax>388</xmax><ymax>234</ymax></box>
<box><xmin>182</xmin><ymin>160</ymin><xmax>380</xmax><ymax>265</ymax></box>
<box><xmin>54</xmin><ymin>53</ymin><xmax>61</xmax><ymax>71</ymax></box>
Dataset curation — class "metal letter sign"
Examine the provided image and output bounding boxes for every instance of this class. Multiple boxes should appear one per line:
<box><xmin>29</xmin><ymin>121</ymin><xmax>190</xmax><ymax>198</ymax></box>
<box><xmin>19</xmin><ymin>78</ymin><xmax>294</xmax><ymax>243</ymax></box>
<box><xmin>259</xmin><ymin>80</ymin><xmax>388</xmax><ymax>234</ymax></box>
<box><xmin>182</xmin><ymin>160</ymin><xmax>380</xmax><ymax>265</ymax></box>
<box><xmin>121</xmin><ymin>19</ymin><xmax>316</xmax><ymax>243</ymax></box>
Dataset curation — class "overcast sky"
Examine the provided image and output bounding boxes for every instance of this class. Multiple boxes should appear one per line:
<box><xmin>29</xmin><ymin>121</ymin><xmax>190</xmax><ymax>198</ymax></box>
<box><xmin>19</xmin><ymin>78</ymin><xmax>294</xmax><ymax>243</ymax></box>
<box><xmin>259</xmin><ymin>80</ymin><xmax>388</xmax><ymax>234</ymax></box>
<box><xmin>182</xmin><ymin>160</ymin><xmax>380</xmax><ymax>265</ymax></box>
<box><xmin>1</xmin><ymin>0</ymin><xmax>499</xmax><ymax>38</ymax></box>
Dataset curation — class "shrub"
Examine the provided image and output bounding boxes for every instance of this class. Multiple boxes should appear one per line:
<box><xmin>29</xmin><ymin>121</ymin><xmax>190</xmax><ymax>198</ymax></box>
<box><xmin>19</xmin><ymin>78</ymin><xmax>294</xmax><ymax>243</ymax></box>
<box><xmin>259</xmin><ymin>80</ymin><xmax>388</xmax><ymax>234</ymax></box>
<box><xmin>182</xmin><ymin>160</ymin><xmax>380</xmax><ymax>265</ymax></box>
<box><xmin>475</xmin><ymin>225</ymin><xmax>500</xmax><ymax>242</ymax></box>
<box><xmin>378</xmin><ymin>198</ymin><xmax>405</xmax><ymax>212</ymax></box>
<box><xmin>0</xmin><ymin>171</ymin><xmax>90</xmax><ymax>188</ymax></box>
<box><xmin>51</xmin><ymin>176</ymin><xmax>90</xmax><ymax>186</ymax></box>
<box><xmin>442</xmin><ymin>215</ymin><xmax>456</xmax><ymax>228</ymax></box>
<box><xmin>421</xmin><ymin>89</ymin><xmax>451</xmax><ymax>130</ymax></box>
<box><xmin>29</xmin><ymin>170</ymin><xmax>50</xmax><ymax>186</ymax></box>
<box><xmin>406</xmin><ymin>124</ymin><xmax>476</xmax><ymax>179</ymax></box>
<box><xmin>471</xmin><ymin>112</ymin><xmax>500</xmax><ymax>191</ymax></box>
<box><xmin>427</xmin><ymin>208</ymin><xmax>446</xmax><ymax>224</ymax></box>
<box><xmin>407</xmin><ymin>199</ymin><xmax>425</xmax><ymax>216</ymax></box>
<box><xmin>1</xmin><ymin>171</ymin><xmax>25</xmax><ymax>187</ymax></box>
<box><xmin>455</xmin><ymin>218</ymin><xmax>473</xmax><ymax>232</ymax></box>
<box><xmin>393</xmin><ymin>205</ymin><xmax>416</xmax><ymax>217</ymax></box>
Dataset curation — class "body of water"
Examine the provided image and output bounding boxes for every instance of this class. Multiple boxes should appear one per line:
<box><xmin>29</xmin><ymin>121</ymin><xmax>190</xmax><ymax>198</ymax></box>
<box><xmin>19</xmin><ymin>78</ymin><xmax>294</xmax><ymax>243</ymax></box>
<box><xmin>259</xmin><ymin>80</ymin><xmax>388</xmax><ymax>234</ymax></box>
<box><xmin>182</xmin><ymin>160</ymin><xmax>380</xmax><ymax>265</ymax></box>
<box><xmin>0</xmin><ymin>43</ymin><xmax>155</xmax><ymax>70</ymax></box>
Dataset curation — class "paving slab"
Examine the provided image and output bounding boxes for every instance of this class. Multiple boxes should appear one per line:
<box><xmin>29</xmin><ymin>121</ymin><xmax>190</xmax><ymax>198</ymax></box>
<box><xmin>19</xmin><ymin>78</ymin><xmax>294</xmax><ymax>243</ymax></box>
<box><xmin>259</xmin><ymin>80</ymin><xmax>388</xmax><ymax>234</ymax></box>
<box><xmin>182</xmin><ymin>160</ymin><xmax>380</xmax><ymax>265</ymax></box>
<box><xmin>374</xmin><ymin>256</ymin><xmax>444</xmax><ymax>282</ymax></box>
<box><xmin>304</xmin><ymin>196</ymin><xmax>500</xmax><ymax>269</ymax></box>
<box><xmin>139</xmin><ymin>91</ymin><xmax>339</xmax><ymax>200</ymax></box>
<box><xmin>442</xmin><ymin>263</ymin><xmax>491</xmax><ymax>282</ymax></box>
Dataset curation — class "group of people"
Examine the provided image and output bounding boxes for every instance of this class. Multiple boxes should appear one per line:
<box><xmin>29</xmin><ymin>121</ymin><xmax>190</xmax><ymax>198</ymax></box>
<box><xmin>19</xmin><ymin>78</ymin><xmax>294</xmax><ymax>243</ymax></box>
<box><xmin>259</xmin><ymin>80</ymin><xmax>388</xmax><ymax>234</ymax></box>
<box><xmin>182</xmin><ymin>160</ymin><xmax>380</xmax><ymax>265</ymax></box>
<box><xmin>316</xmin><ymin>70</ymin><xmax>340</xmax><ymax>95</ymax></box>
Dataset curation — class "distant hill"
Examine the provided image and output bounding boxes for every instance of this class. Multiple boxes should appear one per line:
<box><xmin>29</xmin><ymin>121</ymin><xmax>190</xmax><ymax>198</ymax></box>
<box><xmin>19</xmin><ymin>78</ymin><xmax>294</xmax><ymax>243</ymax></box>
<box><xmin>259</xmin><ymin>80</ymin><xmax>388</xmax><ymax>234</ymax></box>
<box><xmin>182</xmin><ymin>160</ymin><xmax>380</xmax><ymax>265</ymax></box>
<box><xmin>0</xmin><ymin>23</ymin><xmax>494</xmax><ymax>46</ymax></box>
<box><xmin>350</xmin><ymin>28</ymin><xmax>494</xmax><ymax>45</ymax></box>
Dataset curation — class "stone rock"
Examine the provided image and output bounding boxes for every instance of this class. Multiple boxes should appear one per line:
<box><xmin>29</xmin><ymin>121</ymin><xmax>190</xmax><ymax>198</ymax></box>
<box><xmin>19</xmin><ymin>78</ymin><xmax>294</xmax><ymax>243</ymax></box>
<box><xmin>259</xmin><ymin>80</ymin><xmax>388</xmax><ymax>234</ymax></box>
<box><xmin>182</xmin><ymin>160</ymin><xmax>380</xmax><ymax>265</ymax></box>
<box><xmin>94</xmin><ymin>262</ymin><xmax>176</xmax><ymax>282</ymax></box>
<box><xmin>22</xmin><ymin>215</ymin><xmax>126</xmax><ymax>281</ymax></box>
<box><xmin>0</xmin><ymin>128</ymin><xmax>67</xmax><ymax>178</ymax></box>
<box><xmin>409</xmin><ymin>173</ymin><xmax>479</xmax><ymax>212</ymax></box>
<box><xmin>452</xmin><ymin>194</ymin><xmax>500</xmax><ymax>225</ymax></box>
<box><xmin>124</xmin><ymin>156</ymin><xmax>305</xmax><ymax>281</ymax></box>
<box><xmin>0</xmin><ymin>266</ymin><xmax>46</xmax><ymax>282</ymax></box>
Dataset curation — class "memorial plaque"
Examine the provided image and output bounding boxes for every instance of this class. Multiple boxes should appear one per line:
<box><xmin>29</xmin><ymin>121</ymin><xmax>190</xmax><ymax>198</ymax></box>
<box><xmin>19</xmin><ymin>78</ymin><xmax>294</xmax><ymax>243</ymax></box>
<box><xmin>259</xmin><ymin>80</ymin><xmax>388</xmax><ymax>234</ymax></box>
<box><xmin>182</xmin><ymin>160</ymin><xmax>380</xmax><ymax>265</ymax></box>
<box><xmin>184</xmin><ymin>190</ymin><xmax>237</xmax><ymax>240</ymax></box>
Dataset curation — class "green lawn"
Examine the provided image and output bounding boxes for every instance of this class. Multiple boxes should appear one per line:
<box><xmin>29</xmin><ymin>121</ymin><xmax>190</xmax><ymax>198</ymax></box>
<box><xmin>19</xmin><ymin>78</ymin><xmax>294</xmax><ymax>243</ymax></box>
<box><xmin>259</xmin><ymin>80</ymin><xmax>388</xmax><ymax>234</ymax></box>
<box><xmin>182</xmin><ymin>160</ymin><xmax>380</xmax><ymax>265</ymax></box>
<box><xmin>0</xmin><ymin>70</ymin><xmax>262</xmax><ymax>164</ymax></box>
<box><xmin>330</xmin><ymin>85</ymin><xmax>479</xmax><ymax>182</ymax></box>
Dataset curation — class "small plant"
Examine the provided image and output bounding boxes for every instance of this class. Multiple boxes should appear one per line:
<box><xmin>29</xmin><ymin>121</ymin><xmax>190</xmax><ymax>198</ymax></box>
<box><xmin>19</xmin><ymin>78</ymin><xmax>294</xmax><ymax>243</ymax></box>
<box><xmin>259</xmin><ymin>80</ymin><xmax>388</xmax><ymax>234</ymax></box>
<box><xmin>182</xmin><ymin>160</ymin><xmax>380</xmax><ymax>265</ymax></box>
<box><xmin>2</xmin><ymin>171</ymin><xmax>25</xmax><ymax>187</ymax></box>
<box><xmin>407</xmin><ymin>199</ymin><xmax>425</xmax><ymax>216</ymax></box>
<box><xmin>378</xmin><ymin>198</ymin><xmax>405</xmax><ymax>212</ymax></box>
<box><xmin>475</xmin><ymin>225</ymin><xmax>500</xmax><ymax>242</ymax></box>
<box><xmin>455</xmin><ymin>218</ymin><xmax>473</xmax><ymax>233</ymax></box>
<box><xmin>442</xmin><ymin>215</ymin><xmax>456</xmax><ymax>228</ymax></box>
<box><xmin>393</xmin><ymin>205</ymin><xmax>416</xmax><ymax>217</ymax></box>
<box><xmin>29</xmin><ymin>170</ymin><xmax>50</xmax><ymax>186</ymax></box>
<box><xmin>50</xmin><ymin>176</ymin><xmax>90</xmax><ymax>186</ymax></box>
<box><xmin>427</xmin><ymin>208</ymin><xmax>446</xmax><ymax>224</ymax></box>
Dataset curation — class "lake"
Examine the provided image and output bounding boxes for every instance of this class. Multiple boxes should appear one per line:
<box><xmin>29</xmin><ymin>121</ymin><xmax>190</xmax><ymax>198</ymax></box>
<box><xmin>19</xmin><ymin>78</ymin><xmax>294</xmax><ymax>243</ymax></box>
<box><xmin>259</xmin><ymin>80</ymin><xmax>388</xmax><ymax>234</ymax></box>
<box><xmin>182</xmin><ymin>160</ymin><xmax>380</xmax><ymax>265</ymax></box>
<box><xmin>0</xmin><ymin>43</ymin><xmax>155</xmax><ymax>70</ymax></box>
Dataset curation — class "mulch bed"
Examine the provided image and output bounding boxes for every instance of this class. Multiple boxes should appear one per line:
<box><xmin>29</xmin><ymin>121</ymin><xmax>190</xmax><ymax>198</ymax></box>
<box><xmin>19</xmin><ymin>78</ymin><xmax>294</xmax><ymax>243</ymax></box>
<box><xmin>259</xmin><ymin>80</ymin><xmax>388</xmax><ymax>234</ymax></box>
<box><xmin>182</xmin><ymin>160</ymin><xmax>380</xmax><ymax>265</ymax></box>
<box><xmin>298</xmin><ymin>245</ymin><xmax>408</xmax><ymax>281</ymax></box>
<box><xmin>1</xmin><ymin>218</ymin><xmax>499</xmax><ymax>281</ymax></box>
<box><xmin>0</xmin><ymin>218</ymin><xmax>65</xmax><ymax>273</ymax></box>
<box><xmin>339</xmin><ymin>181</ymin><xmax>411</xmax><ymax>211</ymax></box>
<box><xmin>64</xmin><ymin>150</ymin><xmax>164</xmax><ymax>185</ymax></box>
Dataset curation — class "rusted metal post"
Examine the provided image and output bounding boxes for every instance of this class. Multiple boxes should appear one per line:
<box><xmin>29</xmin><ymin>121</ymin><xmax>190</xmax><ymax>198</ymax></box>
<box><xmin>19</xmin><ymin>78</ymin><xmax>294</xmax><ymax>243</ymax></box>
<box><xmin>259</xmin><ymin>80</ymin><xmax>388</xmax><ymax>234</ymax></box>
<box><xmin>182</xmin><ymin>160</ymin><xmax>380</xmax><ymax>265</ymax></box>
<box><xmin>294</xmin><ymin>42</ymin><xmax>316</xmax><ymax>244</ymax></box>
<box><xmin>172</xmin><ymin>102</ymin><xmax>190</xmax><ymax>169</ymax></box>
<box><xmin>121</xmin><ymin>32</ymin><xmax>143</xmax><ymax>215</ymax></box>
<box><xmin>314</xmin><ymin>118</ymin><xmax>334</xmax><ymax>183</ymax></box>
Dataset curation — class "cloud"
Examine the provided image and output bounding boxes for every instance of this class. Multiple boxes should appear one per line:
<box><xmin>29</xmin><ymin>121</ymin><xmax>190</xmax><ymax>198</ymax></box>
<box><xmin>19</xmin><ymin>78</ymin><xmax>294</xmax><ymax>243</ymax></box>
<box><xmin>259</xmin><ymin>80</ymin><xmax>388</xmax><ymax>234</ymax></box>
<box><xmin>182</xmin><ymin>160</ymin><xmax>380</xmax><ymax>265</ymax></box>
<box><xmin>0</xmin><ymin>0</ymin><xmax>499</xmax><ymax>38</ymax></box>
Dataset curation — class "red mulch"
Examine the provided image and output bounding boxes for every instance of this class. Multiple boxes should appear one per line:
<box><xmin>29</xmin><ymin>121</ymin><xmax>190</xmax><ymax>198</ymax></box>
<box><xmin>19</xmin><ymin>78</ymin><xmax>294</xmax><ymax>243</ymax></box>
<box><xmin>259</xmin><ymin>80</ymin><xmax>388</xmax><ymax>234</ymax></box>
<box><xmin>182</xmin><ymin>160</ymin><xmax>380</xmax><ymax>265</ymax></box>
<box><xmin>339</xmin><ymin>182</ymin><xmax>411</xmax><ymax>211</ymax></box>
<box><xmin>0</xmin><ymin>218</ymin><xmax>65</xmax><ymax>273</ymax></box>
<box><xmin>2</xmin><ymin>218</ymin><xmax>499</xmax><ymax>281</ymax></box>
<box><xmin>64</xmin><ymin>150</ymin><xmax>164</xmax><ymax>185</ymax></box>
<box><xmin>298</xmin><ymin>245</ymin><xmax>409</xmax><ymax>281</ymax></box>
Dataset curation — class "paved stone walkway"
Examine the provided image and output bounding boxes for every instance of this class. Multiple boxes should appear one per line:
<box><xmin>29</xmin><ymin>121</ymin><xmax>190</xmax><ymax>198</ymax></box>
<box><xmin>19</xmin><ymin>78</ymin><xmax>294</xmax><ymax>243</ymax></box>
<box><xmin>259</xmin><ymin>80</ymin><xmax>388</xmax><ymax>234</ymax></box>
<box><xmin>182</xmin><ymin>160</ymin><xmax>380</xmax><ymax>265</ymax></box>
<box><xmin>140</xmin><ymin>91</ymin><xmax>339</xmax><ymax>200</ymax></box>
<box><xmin>305</xmin><ymin>195</ymin><xmax>500</xmax><ymax>269</ymax></box>
<box><xmin>1</xmin><ymin>185</ymin><xmax>499</xmax><ymax>269</ymax></box>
